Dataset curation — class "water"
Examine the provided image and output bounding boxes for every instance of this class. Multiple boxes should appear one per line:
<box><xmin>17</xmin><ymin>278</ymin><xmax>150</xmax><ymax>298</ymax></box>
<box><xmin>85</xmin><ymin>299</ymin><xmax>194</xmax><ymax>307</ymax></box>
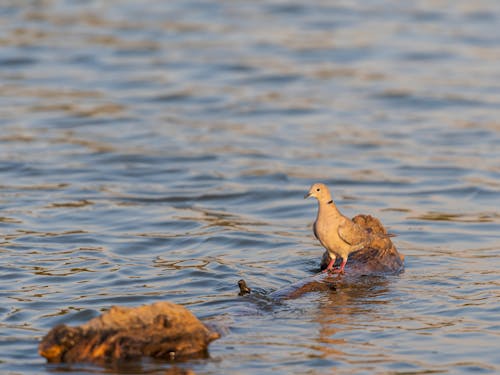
<box><xmin>1</xmin><ymin>0</ymin><xmax>499</xmax><ymax>374</ymax></box>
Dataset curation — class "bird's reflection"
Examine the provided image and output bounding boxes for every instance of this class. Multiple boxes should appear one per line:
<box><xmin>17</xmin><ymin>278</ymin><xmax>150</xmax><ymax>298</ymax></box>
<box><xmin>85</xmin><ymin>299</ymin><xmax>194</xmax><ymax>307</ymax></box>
<box><xmin>312</xmin><ymin>275</ymin><xmax>392</xmax><ymax>360</ymax></box>
<box><xmin>241</xmin><ymin>273</ymin><xmax>393</xmax><ymax>360</ymax></box>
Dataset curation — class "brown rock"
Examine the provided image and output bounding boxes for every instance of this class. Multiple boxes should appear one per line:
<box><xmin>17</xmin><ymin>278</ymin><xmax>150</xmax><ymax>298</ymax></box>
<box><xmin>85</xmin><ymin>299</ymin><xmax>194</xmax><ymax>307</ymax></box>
<box><xmin>39</xmin><ymin>301</ymin><xmax>220</xmax><ymax>364</ymax></box>
<box><xmin>263</xmin><ymin>215</ymin><xmax>404</xmax><ymax>300</ymax></box>
<box><xmin>320</xmin><ymin>214</ymin><xmax>404</xmax><ymax>275</ymax></box>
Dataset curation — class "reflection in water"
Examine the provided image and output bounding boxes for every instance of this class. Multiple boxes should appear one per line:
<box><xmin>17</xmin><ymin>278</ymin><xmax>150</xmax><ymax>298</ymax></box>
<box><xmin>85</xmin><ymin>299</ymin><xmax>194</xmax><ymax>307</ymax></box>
<box><xmin>313</xmin><ymin>277</ymin><xmax>392</xmax><ymax>361</ymax></box>
<box><xmin>412</xmin><ymin>211</ymin><xmax>500</xmax><ymax>223</ymax></box>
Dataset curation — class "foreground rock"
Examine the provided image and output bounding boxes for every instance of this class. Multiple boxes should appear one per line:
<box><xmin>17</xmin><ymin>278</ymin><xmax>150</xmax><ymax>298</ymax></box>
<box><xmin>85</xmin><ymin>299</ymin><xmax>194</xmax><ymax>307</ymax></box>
<box><xmin>39</xmin><ymin>301</ymin><xmax>220</xmax><ymax>364</ymax></box>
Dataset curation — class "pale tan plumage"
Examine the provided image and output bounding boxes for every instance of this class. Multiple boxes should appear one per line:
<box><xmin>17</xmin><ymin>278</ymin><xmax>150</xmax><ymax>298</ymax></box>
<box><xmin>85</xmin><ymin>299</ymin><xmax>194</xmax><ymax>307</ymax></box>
<box><xmin>305</xmin><ymin>182</ymin><xmax>370</xmax><ymax>273</ymax></box>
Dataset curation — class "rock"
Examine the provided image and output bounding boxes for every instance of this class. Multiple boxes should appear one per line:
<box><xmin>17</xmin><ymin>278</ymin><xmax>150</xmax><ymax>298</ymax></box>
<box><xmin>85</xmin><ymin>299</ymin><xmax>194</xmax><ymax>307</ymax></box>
<box><xmin>320</xmin><ymin>214</ymin><xmax>404</xmax><ymax>276</ymax></box>
<box><xmin>240</xmin><ymin>215</ymin><xmax>404</xmax><ymax>300</ymax></box>
<box><xmin>39</xmin><ymin>301</ymin><xmax>220</xmax><ymax>364</ymax></box>
<box><xmin>163</xmin><ymin>368</ymin><xmax>197</xmax><ymax>375</ymax></box>
<box><xmin>237</xmin><ymin>279</ymin><xmax>251</xmax><ymax>296</ymax></box>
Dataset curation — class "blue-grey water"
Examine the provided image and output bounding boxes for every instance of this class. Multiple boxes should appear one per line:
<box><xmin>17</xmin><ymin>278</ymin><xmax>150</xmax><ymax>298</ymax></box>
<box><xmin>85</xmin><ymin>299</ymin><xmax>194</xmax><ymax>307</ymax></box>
<box><xmin>1</xmin><ymin>1</ymin><xmax>500</xmax><ymax>374</ymax></box>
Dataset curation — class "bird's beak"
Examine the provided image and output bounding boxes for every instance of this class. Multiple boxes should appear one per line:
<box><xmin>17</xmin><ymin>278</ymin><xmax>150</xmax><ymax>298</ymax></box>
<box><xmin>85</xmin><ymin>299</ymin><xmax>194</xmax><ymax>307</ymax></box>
<box><xmin>304</xmin><ymin>192</ymin><xmax>311</xmax><ymax>199</ymax></box>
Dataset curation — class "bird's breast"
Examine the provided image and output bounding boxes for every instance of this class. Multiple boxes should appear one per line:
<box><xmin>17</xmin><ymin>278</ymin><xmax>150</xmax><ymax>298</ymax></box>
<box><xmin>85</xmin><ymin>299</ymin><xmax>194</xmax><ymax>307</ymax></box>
<box><xmin>314</xmin><ymin>217</ymin><xmax>340</xmax><ymax>248</ymax></box>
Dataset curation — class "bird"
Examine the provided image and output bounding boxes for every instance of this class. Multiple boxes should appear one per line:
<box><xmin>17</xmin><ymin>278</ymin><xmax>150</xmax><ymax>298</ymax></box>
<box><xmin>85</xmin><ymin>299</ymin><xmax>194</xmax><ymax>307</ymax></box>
<box><xmin>304</xmin><ymin>182</ymin><xmax>371</xmax><ymax>274</ymax></box>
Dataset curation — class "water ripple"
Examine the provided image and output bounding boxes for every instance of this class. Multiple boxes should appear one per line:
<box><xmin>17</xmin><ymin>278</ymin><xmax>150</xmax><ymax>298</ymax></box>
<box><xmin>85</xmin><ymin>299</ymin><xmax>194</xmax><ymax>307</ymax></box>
<box><xmin>0</xmin><ymin>0</ymin><xmax>499</xmax><ymax>374</ymax></box>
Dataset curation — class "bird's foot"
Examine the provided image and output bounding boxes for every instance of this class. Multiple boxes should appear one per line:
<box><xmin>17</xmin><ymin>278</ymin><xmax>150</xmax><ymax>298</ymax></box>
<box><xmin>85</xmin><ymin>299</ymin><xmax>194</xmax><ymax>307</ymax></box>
<box><xmin>322</xmin><ymin>257</ymin><xmax>337</xmax><ymax>273</ymax></box>
<box><xmin>322</xmin><ymin>266</ymin><xmax>343</xmax><ymax>274</ymax></box>
<box><xmin>333</xmin><ymin>260</ymin><xmax>347</xmax><ymax>274</ymax></box>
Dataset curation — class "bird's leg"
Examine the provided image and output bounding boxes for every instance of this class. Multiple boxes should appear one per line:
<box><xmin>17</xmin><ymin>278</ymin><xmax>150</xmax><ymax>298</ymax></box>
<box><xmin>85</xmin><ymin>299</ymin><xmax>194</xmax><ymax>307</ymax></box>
<box><xmin>322</xmin><ymin>255</ymin><xmax>336</xmax><ymax>273</ymax></box>
<box><xmin>333</xmin><ymin>258</ymin><xmax>347</xmax><ymax>274</ymax></box>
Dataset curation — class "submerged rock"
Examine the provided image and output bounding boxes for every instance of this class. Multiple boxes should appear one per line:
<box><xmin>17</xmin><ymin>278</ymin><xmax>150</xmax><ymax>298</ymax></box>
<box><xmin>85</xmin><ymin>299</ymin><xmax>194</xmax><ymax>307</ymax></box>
<box><xmin>238</xmin><ymin>279</ymin><xmax>251</xmax><ymax>296</ymax></box>
<box><xmin>39</xmin><ymin>301</ymin><xmax>220</xmax><ymax>364</ymax></box>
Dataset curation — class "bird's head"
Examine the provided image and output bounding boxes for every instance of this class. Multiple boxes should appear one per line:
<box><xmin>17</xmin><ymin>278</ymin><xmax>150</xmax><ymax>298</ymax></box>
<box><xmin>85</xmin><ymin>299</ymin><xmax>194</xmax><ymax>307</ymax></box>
<box><xmin>304</xmin><ymin>182</ymin><xmax>332</xmax><ymax>203</ymax></box>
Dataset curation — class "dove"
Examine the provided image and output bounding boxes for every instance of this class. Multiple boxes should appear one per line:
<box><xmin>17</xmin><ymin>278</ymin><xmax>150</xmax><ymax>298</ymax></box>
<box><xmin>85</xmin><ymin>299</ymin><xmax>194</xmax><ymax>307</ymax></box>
<box><xmin>304</xmin><ymin>182</ymin><xmax>370</xmax><ymax>274</ymax></box>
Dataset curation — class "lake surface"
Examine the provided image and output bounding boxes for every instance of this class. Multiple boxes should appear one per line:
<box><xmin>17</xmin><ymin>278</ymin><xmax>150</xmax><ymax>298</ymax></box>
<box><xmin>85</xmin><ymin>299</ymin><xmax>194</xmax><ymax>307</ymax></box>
<box><xmin>1</xmin><ymin>0</ymin><xmax>499</xmax><ymax>374</ymax></box>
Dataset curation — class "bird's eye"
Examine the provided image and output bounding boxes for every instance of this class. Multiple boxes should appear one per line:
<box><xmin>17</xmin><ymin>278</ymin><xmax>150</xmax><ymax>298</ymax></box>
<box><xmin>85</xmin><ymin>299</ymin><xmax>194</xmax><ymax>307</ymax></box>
<box><xmin>316</xmin><ymin>188</ymin><xmax>320</xmax><ymax>192</ymax></box>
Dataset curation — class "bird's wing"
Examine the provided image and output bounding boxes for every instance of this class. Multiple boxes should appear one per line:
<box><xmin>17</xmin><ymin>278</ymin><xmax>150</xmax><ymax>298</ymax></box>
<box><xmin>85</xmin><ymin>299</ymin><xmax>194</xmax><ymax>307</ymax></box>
<box><xmin>337</xmin><ymin>218</ymin><xmax>368</xmax><ymax>246</ymax></box>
